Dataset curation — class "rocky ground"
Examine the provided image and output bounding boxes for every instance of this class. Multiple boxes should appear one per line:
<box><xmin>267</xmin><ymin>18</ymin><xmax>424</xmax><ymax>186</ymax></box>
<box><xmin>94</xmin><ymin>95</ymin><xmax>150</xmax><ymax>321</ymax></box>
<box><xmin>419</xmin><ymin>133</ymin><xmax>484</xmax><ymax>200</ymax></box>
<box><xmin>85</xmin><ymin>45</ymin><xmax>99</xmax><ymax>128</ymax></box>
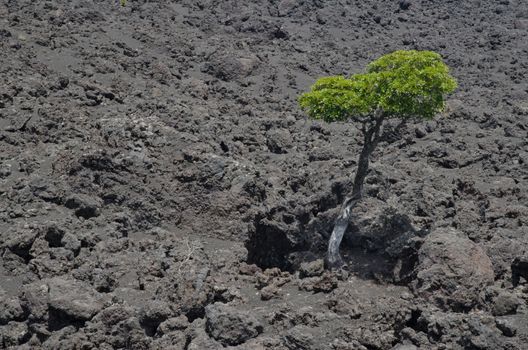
<box><xmin>1</xmin><ymin>0</ymin><xmax>528</xmax><ymax>349</ymax></box>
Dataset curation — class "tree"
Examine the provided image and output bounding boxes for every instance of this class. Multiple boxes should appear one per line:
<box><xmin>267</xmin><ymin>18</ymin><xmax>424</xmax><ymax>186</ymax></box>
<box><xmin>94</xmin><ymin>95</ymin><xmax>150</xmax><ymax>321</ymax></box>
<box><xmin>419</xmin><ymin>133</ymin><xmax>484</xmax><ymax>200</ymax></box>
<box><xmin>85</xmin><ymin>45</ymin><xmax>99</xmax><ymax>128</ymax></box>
<box><xmin>299</xmin><ymin>50</ymin><xmax>457</xmax><ymax>269</ymax></box>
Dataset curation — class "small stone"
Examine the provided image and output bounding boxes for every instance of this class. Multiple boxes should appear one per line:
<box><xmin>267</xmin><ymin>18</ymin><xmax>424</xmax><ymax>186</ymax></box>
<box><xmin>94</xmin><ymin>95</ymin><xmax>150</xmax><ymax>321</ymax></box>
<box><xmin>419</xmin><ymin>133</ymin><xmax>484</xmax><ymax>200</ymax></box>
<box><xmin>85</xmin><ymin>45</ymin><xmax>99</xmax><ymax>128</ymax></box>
<box><xmin>414</xmin><ymin>126</ymin><xmax>427</xmax><ymax>138</ymax></box>
<box><xmin>299</xmin><ymin>259</ymin><xmax>324</xmax><ymax>278</ymax></box>
<box><xmin>239</xmin><ymin>263</ymin><xmax>261</xmax><ymax>276</ymax></box>
<box><xmin>272</xmin><ymin>26</ymin><xmax>289</xmax><ymax>40</ymax></box>
<box><xmin>298</xmin><ymin>272</ymin><xmax>338</xmax><ymax>293</ymax></box>
<box><xmin>284</xmin><ymin>115</ymin><xmax>297</xmax><ymax>125</ymax></box>
<box><xmin>260</xmin><ymin>285</ymin><xmax>282</xmax><ymax>301</ymax></box>
<box><xmin>0</xmin><ymin>163</ymin><xmax>11</xmax><ymax>178</ymax></box>
<box><xmin>92</xmin><ymin>269</ymin><xmax>116</xmax><ymax>293</ymax></box>
<box><xmin>400</xmin><ymin>292</ymin><xmax>413</xmax><ymax>301</ymax></box>
<box><xmin>0</xmin><ymin>29</ymin><xmax>11</xmax><ymax>39</ymax></box>
<box><xmin>56</xmin><ymin>76</ymin><xmax>69</xmax><ymax>89</ymax></box>
<box><xmin>312</xmin><ymin>272</ymin><xmax>338</xmax><ymax>293</ymax></box>
<box><xmin>61</xmin><ymin>233</ymin><xmax>81</xmax><ymax>254</ymax></box>
<box><xmin>266</xmin><ymin>129</ymin><xmax>292</xmax><ymax>154</ymax></box>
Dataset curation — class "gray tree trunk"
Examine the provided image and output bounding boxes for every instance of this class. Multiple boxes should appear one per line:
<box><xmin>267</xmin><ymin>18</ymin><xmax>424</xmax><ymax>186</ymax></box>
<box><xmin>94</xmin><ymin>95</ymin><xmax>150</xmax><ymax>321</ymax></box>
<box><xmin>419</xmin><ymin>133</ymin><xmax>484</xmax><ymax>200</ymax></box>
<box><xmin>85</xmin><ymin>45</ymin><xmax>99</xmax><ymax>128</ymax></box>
<box><xmin>325</xmin><ymin>115</ymin><xmax>385</xmax><ymax>270</ymax></box>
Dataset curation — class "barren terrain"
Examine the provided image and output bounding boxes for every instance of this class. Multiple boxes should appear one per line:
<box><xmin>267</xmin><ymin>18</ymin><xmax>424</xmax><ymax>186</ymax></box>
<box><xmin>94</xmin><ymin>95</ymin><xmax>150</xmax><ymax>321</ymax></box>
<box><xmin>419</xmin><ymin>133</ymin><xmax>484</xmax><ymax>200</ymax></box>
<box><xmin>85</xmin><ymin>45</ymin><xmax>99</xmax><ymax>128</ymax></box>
<box><xmin>1</xmin><ymin>0</ymin><xmax>528</xmax><ymax>349</ymax></box>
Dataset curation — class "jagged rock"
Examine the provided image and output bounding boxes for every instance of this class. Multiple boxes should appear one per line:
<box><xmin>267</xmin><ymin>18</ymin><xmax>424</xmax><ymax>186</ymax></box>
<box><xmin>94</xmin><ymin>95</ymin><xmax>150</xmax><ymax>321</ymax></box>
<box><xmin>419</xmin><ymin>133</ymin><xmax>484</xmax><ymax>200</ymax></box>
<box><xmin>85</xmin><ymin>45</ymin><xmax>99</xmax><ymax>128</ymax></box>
<box><xmin>266</xmin><ymin>129</ymin><xmax>292</xmax><ymax>154</ymax></box>
<box><xmin>157</xmin><ymin>315</ymin><xmax>190</xmax><ymax>336</ymax></box>
<box><xmin>0</xmin><ymin>290</ymin><xmax>25</xmax><ymax>325</ymax></box>
<box><xmin>41</xmin><ymin>325</ymin><xmax>88</xmax><ymax>349</ymax></box>
<box><xmin>260</xmin><ymin>284</ymin><xmax>283</xmax><ymax>300</ymax></box>
<box><xmin>0</xmin><ymin>321</ymin><xmax>30</xmax><ymax>347</ymax></box>
<box><xmin>205</xmin><ymin>303</ymin><xmax>263</xmax><ymax>346</ymax></box>
<box><xmin>495</xmin><ymin>317</ymin><xmax>517</xmax><ymax>337</ymax></box>
<box><xmin>255</xmin><ymin>268</ymin><xmax>291</xmax><ymax>289</ymax></box>
<box><xmin>47</xmin><ymin>277</ymin><xmax>106</xmax><ymax>321</ymax></box>
<box><xmin>282</xmin><ymin>325</ymin><xmax>314</xmax><ymax>350</ymax></box>
<box><xmin>139</xmin><ymin>300</ymin><xmax>172</xmax><ymax>336</ymax></box>
<box><xmin>21</xmin><ymin>277</ymin><xmax>106</xmax><ymax>325</ymax></box>
<box><xmin>412</xmin><ymin>227</ymin><xmax>494</xmax><ymax>311</ymax></box>
<box><xmin>512</xmin><ymin>254</ymin><xmax>528</xmax><ymax>286</ymax></box>
<box><xmin>299</xmin><ymin>259</ymin><xmax>324</xmax><ymax>278</ymax></box>
<box><xmin>492</xmin><ymin>292</ymin><xmax>521</xmax><ymax>316</ymax></box>
<box><xmin>1</xmin><ymin>0</ymin><xmax>527</xmax><ymax>349</ymax></box>
<box><xmin>2</xmin><ymin>226</ymin><xmax>38</xmax><ymax>261</ymax></box>
<box><xmin>20</xmin><ymin>281</ymin><xmax>50</xmax><ymax>322</ymax></box>
<box><xmin>202</xmin><ymin>51</ymin><xmax>259</xmax><ymax>81</ymax></box>
<box><xmin>299</xmin><ymin>272</ymin><xmax>338</xmax><ymax>293</ymax></box>
<box><xmin>64</xmin><ymin>194</ymin><xmax>103</xmax><ymax>219</ymax></box>
<box><xmin>186</xmin><ymin>319</ymin><xmax>222</xmax><ymax>349</ymax></box>
<box><xmin>462</xmin><ymin>315</ymin><xmax>505</xmax><ymax>350</ymax></box>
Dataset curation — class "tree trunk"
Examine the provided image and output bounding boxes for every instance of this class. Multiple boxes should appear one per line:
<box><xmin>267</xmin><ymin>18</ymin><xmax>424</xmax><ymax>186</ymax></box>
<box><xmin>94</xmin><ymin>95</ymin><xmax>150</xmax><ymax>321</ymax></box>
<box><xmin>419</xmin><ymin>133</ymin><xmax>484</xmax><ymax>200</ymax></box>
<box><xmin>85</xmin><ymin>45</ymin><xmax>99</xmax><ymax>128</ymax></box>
<box><xmin>325</xmin><ymin>115</ymin><xmax>384</xmax><ymax>270</ymax></box>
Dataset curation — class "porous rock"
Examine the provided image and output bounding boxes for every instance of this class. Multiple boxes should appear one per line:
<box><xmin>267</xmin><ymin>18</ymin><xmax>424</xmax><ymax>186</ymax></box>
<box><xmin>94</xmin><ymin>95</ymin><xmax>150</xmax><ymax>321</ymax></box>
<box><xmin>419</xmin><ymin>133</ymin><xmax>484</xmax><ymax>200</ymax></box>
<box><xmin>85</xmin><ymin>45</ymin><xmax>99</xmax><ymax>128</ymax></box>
<box><xmin>412</xmin><ymin>227</ymin><xmax>494</xmax><ymax>310</ymax></box>
<box><xmin>205</xmin><ymin>302</ymin><xmax>263</xmax><ymax>346</ymax></box>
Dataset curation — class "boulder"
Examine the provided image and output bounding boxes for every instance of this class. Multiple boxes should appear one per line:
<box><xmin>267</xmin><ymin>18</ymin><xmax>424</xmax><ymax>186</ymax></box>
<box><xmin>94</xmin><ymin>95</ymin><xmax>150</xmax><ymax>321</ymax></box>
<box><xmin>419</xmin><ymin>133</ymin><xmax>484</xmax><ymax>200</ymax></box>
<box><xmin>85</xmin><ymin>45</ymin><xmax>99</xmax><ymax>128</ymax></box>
<box><xmin>21</xmin><ymin>277</ymin><xmax>106</xmax><ymax>324</ymax></box>
<box><xmin>47</xmin><ymin>277</ymin><xmax>105</xmax><ymax>321</ymax></box>
<box><xmin>412</xmin><ymin>228</ymin><xmax>494</xmax><ymax>311</ymax></box>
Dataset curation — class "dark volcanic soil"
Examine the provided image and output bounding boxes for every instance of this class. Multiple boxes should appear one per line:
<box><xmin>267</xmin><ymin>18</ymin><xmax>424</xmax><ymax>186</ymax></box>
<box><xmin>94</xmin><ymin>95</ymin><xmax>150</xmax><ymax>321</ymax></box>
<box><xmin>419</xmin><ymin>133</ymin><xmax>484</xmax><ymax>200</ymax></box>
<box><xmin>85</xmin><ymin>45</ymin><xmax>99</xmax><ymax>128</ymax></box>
<box><xmin>1</xmin><ymin>0</ymin><xmax>528</xmax><ymax>349</ymax></box>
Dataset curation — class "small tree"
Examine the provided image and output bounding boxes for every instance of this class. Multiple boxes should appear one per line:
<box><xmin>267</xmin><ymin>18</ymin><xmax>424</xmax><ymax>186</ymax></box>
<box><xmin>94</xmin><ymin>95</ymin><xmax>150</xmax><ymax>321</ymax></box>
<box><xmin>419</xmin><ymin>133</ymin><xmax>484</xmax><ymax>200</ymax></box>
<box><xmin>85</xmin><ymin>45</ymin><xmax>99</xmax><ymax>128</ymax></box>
<box><xmin>299</xmin><ymin>50</ymin><xmax>457</xmax><ymax>269</ymax></box>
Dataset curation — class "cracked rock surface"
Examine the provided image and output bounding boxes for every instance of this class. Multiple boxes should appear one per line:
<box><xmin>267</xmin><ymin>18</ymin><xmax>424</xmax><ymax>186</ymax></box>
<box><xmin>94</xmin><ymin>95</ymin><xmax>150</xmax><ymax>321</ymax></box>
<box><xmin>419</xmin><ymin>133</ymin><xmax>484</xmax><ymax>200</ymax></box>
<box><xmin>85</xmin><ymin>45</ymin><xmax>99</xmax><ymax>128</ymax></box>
<box><xmin>1</xmin><ymin>0</ymin><xmax>527</xmax><ymax>349</ymax></box>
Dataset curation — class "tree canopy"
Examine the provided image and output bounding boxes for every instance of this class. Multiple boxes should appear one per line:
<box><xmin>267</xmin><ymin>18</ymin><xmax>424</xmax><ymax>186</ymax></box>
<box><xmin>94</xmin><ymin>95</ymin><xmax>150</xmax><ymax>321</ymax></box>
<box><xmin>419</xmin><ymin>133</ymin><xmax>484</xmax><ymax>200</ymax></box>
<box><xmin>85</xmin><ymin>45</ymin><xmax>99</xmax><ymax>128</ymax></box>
<box><xmin>299</xmin><ymin>50</ymin><xmax>458</xmax><ymax>122</ymax></box>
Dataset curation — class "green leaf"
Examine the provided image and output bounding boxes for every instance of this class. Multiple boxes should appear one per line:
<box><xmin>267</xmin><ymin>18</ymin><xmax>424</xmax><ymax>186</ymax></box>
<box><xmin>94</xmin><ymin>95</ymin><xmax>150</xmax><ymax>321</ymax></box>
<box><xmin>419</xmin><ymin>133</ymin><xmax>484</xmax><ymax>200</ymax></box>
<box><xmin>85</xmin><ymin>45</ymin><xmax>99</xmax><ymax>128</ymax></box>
<box><xmin>299</xmin><ymin>50</ymin><xmax>457</xmax><ymax>122</ymax></box>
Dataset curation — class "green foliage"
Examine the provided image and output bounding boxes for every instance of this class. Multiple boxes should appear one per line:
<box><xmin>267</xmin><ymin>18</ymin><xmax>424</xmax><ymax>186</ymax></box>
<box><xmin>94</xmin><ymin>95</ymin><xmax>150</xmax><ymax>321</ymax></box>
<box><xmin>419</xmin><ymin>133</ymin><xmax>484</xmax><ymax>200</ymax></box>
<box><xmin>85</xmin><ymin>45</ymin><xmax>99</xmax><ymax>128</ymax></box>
<box><xmin>120</xmin><ymin>0</ymin><xmax>127</xmax><ymax>6</ymax></box>
<box><xmin>299</xmin><ymin>50</ymin><xmax>457</xmax><ymax>122</ymax></box>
